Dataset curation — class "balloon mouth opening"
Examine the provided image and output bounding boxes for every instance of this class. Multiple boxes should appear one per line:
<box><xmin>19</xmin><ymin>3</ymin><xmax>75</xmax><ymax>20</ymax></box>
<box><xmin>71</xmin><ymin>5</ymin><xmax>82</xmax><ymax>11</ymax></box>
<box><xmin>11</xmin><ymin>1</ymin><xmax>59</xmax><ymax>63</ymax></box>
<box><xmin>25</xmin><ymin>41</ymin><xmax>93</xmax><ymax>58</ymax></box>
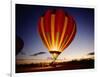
<box><xmin>49</xmin><ymin>51</ymin><xmax>61</xmax><ymax>53</ymax></box>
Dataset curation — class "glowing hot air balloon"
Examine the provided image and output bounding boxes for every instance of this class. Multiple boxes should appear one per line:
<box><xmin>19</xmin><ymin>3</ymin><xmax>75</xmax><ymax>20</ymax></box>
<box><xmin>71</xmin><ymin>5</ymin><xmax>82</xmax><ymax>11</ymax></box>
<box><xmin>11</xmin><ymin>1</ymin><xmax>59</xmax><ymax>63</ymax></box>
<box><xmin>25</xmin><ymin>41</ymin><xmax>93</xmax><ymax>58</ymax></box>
<box><xmin>38</xmin><ymin>9</ymin><xmax>76</xmax><ymax>62</ymax></box>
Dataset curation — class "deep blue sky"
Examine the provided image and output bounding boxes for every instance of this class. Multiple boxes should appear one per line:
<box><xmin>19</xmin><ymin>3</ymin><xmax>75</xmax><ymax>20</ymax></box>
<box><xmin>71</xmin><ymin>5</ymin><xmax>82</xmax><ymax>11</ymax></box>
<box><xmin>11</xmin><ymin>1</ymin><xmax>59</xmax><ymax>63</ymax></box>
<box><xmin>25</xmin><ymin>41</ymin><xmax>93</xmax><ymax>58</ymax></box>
<box><xmin>16</xmin><ymin>4</ymin><xmax>94</xmax><ymax>61</ymax></box>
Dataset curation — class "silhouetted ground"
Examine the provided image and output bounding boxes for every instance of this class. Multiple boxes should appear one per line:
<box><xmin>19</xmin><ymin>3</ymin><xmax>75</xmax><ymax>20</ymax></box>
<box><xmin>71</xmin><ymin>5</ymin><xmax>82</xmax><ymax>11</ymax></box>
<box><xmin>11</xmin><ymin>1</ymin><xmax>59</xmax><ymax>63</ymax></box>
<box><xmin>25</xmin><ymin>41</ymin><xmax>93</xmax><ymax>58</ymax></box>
<box><xmin>16</xmin><ymin>58</ymin><xmax>94</xmax><ymax>73</ymax></box>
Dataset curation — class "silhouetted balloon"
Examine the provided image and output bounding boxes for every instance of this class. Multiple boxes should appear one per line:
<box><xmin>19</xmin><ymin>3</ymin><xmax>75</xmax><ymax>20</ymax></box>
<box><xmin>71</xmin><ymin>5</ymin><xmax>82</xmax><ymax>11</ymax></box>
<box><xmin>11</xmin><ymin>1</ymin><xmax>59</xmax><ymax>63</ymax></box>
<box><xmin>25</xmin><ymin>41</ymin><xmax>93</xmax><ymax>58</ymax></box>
<box><xmin>16</xmin><ymin>35</ymin><xmax>24</xmax><ymax>55</ymax></box>
<box><xmin>38</xmin><ymin>9</ymin><xmax>76</xmax><ymax>61</ymax></box>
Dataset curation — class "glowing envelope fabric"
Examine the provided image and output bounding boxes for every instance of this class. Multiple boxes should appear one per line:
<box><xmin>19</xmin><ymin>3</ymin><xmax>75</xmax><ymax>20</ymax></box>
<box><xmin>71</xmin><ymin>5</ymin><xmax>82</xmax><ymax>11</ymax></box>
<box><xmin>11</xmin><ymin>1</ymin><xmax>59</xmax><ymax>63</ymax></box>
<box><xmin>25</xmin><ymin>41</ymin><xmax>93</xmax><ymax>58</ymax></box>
<box><xmin>38</xmin><ymin>9</ymin><xmax>77</xmax><ymax>60</ymax></box>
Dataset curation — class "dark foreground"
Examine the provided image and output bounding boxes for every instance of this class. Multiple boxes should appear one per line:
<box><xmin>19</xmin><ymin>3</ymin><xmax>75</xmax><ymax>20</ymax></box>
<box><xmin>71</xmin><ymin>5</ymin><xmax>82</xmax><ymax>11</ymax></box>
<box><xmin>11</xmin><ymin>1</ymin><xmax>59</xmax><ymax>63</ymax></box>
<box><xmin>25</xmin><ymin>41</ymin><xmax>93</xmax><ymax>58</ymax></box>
<box><xmin>16</xmin><ymin>59</ymin><xmax>94</xmax><ymax>73</ymax></box>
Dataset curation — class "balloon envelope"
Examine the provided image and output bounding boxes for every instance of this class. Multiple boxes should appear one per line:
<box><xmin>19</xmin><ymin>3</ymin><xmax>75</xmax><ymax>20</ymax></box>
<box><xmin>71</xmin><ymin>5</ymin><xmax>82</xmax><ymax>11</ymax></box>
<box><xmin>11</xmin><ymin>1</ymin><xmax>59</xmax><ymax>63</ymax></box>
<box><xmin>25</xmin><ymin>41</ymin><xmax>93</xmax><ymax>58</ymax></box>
<box><xmin>38</xmin><ymin>9</ymin><xmax>76</xmax><ymax>60</ymax></box>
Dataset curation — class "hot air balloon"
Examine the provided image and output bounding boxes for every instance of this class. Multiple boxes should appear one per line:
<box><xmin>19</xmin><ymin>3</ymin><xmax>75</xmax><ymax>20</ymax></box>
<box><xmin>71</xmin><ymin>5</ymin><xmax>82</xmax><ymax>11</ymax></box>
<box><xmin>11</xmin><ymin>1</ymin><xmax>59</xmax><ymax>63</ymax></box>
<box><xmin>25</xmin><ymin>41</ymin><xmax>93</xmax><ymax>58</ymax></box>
<box><xmin>38</xmin><ymin>9</ymin><xmax>76</xmax><ymax>63</ymax></box>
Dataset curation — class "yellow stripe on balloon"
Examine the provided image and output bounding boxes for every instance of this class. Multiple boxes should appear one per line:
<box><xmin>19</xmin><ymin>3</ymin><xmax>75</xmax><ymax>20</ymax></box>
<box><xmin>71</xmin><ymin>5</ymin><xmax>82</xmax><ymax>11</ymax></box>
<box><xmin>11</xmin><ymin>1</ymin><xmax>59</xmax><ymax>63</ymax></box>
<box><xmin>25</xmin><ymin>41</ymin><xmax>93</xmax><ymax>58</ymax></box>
<box><xmin>51</xmin><ymin>14</ymin><xmax>55</xmax><ymax>49</ymax></box>
<box><xmin>40</xmin><ymin>17</ymin><xmax>51</xmax><ymax>50</ymax></box>
<box><xmin>61</xmin><ymin>24</ymin><xmax>75</xmax><ymax>51</ymax></box>
<box><xmin>46</xmin><ymin>32</ymin><xmax>52</xmax><ymax>49</ymax></box>
<box><xmin>59</xmin><ymin>35</ymin><xmax>68</xmax><ymax>51</ymax></box>
<box><xmin>58</xmin><ymin>17</ymin><xmax>68</xmax><ymax>50</ymax></box>
<box><xmin>55</xmin><ymin>32</ymin><xmax>60</xmax><ymax>50</ymax></box>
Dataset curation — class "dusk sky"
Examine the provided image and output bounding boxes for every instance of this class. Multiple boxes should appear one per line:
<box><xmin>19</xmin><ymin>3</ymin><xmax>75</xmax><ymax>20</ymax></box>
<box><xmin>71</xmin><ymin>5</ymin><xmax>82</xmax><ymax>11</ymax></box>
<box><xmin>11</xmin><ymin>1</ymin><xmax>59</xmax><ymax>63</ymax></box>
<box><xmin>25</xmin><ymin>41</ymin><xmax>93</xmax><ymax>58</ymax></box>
<box><xmin>16</xmin><ymin>4</ymin><xmax>94</xmax><ymax>64</ymax></box>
